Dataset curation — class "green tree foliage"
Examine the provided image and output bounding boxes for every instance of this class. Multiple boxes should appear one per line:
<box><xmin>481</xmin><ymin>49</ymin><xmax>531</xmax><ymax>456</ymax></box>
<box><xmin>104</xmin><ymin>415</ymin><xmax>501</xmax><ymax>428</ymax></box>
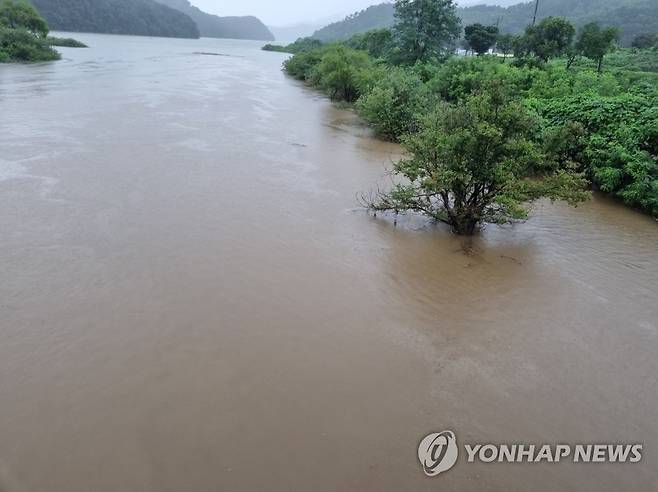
<box><xmin>357</xmin><ymin>68</ymin><xmax>431</xmax><ymax>141</ymax></box>
<box><xmin>29</xmin><ymin>0</ymin><xmax>200</xmax><ymax>39</ymax></box>
<box><xmin>313</xmin><ymin>46</ymin><xmax>373</xmax><ymax>102</ymax></box>
<box><xmin>575</xmin><ymin>23</ymin><xmax>619</xmax><ymax>72</ymax></box>
<box><xmin>0</xmin><ymin>0</ymin><xmax>58</xmax><ymax>62</ymax></box>
<box><xmin>0</xmin><ymin>0</ymin><xmax>46</xmax><ymax>36</ymax></box>
<box><xmin>600</xmin><ymin>48</ymin><xmax>658</xmax><ymax>73</ymax></box>
<box><xmin>281</xmin><ymin>19</ymin><xmax>658</xmax><ymax>229</ymax></box>
<box><xmin>464</xmin><ymin>23</ymin><xmax>499</xmax><ymax>56</ymax></box>
<box><xmin>496</xmin><ymin>32</ymin><xmax>515</xmax><ymax>60</ymax></box>
<box><xmin>426</xmin><ymin>56</ymin><xmax>535</xmax><ymax>102</ymax></box>
<box><xmin>364</xmin><ymin>89</ymin><xmax>589</xmax><ymax>235</ymax></box>
<box><xmin>392</xmin><ymin>0</ymin><xmax>461</xmax><ymax>65</ymax></box>
<box><xmin>345</xmin><ymin>28</ymin><xmax>393</xmax><ymax>59</ymax></box>
<box><xmin>0</xmin><ymin>25</ymin><xmax>57</xmax><ymax>61</ymax></box>
<box><xmin>632</xmin><ymin>33</ymin><xmax>658</xmax><ymax>50</ymax></box>
<box><xmin>283</xmin><ymin>46</ymin><xmax>328</xmax><ymax>80</ymax></box>
<box><xmin>523</xmin><ymin>17</ymin><xmax>576</xmax><ymax>62</ymax></box>
<box><xmin>283</xmin><ymin>44</ymin><xmax>377</xmax><ymax>103</ymax></box>
<box><xmin>539</xmin><ymin>93</ymin><xmax>657</xmax><ymax>215</ymax></box>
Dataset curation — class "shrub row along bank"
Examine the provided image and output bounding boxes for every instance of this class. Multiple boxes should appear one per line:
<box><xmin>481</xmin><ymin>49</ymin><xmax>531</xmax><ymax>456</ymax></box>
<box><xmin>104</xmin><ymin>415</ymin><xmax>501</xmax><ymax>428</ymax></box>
<box><xmin>277</xmin><ymin>6</ymin><xmax>657</xmax><ymax>233</ymax></box>
<box><xmin>46</xmin><ymin>36</ymin><xmax>87</xmax><ymax>48</ymax></box>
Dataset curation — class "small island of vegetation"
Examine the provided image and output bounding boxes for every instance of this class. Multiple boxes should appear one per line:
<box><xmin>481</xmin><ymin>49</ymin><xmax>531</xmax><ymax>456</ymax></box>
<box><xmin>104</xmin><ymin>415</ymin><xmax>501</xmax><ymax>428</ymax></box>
<box><xmin>0</xmin><ymin>0</ymin><xmax>85</xmax><ymax>62</ymax></box>
<box><xmin>46</xmin><ymin>36</ymin><xmax>87</xmax><ymax>48</ymax></box>
<box><xmin>271</xmin><ymin>0</ymin><xmax>658</xmax><ymax>235</ymax></box>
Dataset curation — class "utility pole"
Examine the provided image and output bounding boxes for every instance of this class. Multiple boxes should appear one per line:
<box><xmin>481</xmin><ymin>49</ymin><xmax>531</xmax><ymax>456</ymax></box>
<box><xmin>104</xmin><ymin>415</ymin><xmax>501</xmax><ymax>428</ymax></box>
<box><xmin>532</xmin><ymin>0</ymin><xmax>540</xmax><ymax>26</ymax></box>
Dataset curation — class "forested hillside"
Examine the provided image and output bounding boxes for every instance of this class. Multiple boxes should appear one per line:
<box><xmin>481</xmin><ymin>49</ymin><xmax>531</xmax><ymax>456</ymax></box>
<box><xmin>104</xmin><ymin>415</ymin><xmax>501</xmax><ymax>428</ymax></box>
<box><xmin>154</xmin><ymin>0</ymin><xmax>274</xmax><ymax>40</ymax></box>
<box><xmin>459</xmin><ymin>0</ymin><xmax>658</xmax><ymax>46</ymax></box>
<box><xmin>313</xmin><ymin>4</ymin><xmax>394</xmax><ymax>42</ymax></box>
<box><xmin>313</xmin><ymin>0</ymin><xmax>658</xmax><ymax>46</ymax></box>
<box><xmin>30</xmin><ymin>0</ymin><xmax>200</xmax><ymax>38</ymax></box>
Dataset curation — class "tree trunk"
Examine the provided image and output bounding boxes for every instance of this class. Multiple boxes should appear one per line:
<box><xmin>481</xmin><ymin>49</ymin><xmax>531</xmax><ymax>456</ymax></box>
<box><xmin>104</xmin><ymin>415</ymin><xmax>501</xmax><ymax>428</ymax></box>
<box><xmin>450</xmin><ymin>215</ymin><xmax>479</xmax><ymax>236</ymax></box>
<box><xmin>566</xmin><ymin>55</ymin><xmax>576</xmax><ymax>70</ymax></box>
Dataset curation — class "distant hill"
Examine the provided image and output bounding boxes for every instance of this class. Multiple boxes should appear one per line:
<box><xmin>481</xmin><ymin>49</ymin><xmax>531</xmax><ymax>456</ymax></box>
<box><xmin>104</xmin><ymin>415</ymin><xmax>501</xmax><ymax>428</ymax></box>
<box><xmin>312</xmin><ymin>0</ymin><xmax>658</xmax><ymax>46</ymax></box>
<box><xmin>154</xmin><ymin>0</ymin><xmax>274</xmax><ymax>41</ymax></box>
<box><xmin>313</xmin><ymin>4</ymin><xmax>395</xmax><ymax>42</ymax></box>
<box><xmin>30</xmin><ymin>0</ymin><xmax>200</xmax><ymax>39</ymax></box>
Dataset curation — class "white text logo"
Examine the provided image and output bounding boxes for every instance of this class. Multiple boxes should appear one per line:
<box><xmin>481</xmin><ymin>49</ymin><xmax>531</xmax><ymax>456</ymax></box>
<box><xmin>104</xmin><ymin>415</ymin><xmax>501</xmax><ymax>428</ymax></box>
<box><xmin>418</xmin><ymin>431</ymin><xmax>459</xmax><ymax>477</ymax></box>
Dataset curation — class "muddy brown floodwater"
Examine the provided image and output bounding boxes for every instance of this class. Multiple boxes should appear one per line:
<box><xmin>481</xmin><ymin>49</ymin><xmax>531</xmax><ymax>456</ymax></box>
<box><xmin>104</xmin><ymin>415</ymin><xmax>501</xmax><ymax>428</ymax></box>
<box><xmin>0</xmin><ymin>33</ymin><xmax>657</xmax><ymax>492</ymax></box>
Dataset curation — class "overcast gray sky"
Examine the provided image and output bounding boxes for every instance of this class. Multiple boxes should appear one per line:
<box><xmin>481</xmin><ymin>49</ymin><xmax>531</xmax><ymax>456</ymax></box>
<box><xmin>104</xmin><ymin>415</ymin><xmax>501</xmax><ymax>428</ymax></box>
<box><xmin>190</xmin><ymin>0</ymin><xmax>509</xmax><ymax>27</ymax></box>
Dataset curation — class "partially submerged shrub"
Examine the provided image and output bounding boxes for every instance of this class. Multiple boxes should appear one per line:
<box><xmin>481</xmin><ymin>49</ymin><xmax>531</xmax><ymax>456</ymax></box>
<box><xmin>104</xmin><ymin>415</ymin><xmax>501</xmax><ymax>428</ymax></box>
<box><xmin>357</xmin><ymin>67</ymin><xmax>432</xmax><ymax>141</ymax></box>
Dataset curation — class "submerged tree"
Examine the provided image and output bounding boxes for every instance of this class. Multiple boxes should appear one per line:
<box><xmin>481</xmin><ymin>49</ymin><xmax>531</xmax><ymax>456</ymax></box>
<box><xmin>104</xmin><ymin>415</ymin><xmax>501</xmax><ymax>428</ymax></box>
<box><xmin>393</xmin><ymin>0</ymin><xmax>461</xmax><ymax>64</ymax></box>
<box><xmin>464</xmin><ymin>23</ymin><xmax>499</xmax><ymax>56</ymax></box>
<box><xmin>363</xmin><ymin>88</ymin><xmax>589</xmax><ymax>235</ymax></box>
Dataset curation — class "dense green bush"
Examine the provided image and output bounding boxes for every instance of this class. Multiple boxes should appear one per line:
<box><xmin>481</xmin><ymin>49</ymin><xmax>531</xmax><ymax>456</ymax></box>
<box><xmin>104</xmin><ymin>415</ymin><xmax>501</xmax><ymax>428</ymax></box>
<box><xmin>426</xmin><ymin>57</ymin><xmax>536</xmax><ymax>101</ymax></box>
<box><xmin>283</xmin><ymin>47</ymin><xmax>328</xmax><ymax>80</ymax></box>
<box><xmin>539</xmin><ymin>93</ymin><xmax>658</xmax><ymax>215</ymax></box>
<box><xmin>357</xmin><ymin>68</ymin><xmax>431</xmax><ymax>141</ymax></box>
<box><xmin>345</xmin><ymin>28</ymin><xmax>394</xmax><ymax>59</ymax></box>
<box><xmin>313</xmin><ymin>46</ymin><xmax>373</xmax><ymax>102</ymax></box>
<box><xmin>0</xmin><ymin>26</ymin><xmax>58</xmax><ymax>61</ymax></box>
<box><xmin>281</xmin><ymin>32</ymin><xmax>657</xmax><ymax>220</ymax></box>
<box><xmin>597</xmin><ymin>48</ymin><xmax>658</xmax><ymax>74</ymax></box>
<box><xmin>284</xmin><ymin>45</ymin><xmax>375</xmax><ymax>103</ymax></box>
<box><xmin>46</xmin><ymin>36</ymin><xmax>86</xmax><ymax>47</ymax></box>
<box><xmin>0</xmin><ymin>0</ymin><xmax>61</xmax><ymax>62</ymax></box>
<box><xmin>364</xmin><ymin>90</ymin><xmax>589</xmax><ymax>235</ymax></box>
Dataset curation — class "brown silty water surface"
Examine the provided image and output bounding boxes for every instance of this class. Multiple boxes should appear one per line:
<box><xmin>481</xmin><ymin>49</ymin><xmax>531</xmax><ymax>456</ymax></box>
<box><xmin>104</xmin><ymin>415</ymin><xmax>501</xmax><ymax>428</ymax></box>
<box><xmin>0</xmin><ymin>33</ymin><xmax>657</xmax><ymax>492</ymax></box>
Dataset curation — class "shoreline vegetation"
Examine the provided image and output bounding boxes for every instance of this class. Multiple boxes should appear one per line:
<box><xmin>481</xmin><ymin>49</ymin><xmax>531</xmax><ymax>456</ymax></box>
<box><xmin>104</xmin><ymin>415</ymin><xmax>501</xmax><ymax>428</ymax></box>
<box><xmin>0</xmin><ymin>0</ymin><xmax>85</xmax><ymax>62</ymax></box>
<box><xmin>265</xmin><ymin>1</ymin><xmax>657</xmax><ymax>235</ymax></box>
<box><xmin>46</xmin><ymin>36</ymin><xmax>87</xmax><ymax>48</ymax></box>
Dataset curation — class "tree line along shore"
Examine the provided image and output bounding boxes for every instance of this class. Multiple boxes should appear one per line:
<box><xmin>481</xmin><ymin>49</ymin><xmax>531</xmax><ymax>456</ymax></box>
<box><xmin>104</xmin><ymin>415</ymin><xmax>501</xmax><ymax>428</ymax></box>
<box><xmin>0</xmin><ymin>0</ymin><xmax>87</xmax><ymax>62</ymax></box>
<box><xmin>265</xmin><ymin>0</ymin><xmax>657</xmax><ymax>235</ymax></box>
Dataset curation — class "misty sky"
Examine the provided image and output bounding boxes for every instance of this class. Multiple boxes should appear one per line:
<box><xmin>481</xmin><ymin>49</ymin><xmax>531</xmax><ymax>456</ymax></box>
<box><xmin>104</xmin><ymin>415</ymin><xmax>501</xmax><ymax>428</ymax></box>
<box><xmin>191</xmin><ymin>0</ymin><xmax>509</xmax><ymax>27</ymax></box>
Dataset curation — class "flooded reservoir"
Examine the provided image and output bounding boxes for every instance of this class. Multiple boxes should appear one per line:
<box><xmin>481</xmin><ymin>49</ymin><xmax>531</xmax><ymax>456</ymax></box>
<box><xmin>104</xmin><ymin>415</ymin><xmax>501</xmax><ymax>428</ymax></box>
<box><xmin>0</xmin><ymin>33</ymin><xmax>657</xmax><ymax>491</ymax></box>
